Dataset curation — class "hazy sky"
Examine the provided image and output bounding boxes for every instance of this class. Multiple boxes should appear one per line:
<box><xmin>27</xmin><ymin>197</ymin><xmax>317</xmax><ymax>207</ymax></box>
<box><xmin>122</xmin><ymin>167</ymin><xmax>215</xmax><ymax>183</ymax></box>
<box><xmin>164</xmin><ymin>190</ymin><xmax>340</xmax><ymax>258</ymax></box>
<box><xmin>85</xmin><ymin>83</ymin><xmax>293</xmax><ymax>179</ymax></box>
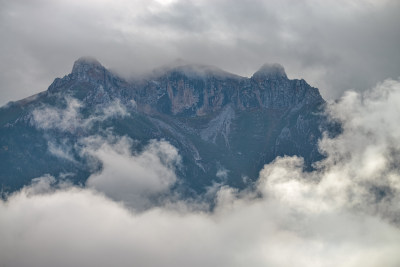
<box><xmin>1</xmin><ymin>0</ymin><xmax>399</xmax><ymax>105</ymax></box>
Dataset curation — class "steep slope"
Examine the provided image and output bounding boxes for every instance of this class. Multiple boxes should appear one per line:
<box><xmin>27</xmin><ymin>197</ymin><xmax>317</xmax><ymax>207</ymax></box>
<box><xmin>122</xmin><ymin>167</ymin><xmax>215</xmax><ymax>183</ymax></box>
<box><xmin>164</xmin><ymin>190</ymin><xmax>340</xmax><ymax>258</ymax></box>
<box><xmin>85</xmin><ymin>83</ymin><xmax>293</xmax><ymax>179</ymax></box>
<box><xmin>0</xmin><ymin>58</ymin><xmax>330</xmax><ymax>194</ymax></box>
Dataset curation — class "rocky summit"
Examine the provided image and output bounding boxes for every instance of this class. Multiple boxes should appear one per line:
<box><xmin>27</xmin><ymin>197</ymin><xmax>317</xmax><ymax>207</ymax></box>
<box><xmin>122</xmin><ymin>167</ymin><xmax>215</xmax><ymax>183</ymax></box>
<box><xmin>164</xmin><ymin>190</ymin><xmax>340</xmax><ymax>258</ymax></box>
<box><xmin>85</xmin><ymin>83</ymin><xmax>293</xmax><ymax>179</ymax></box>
<box><xmin>0</xmin><ymin>57</ymin><xmax>333</xmax><ymax>195</ymax></box>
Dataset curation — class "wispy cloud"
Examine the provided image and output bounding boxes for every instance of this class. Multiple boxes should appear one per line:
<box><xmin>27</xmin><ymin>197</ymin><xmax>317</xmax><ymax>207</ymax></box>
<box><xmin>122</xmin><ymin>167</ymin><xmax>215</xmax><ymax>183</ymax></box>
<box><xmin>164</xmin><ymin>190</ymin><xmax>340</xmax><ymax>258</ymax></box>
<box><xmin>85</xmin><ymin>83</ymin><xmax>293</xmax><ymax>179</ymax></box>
<box><xmin>31</xmin><ymin>97</ymin><xmax>129</xmax><ymax>133</ymax></box>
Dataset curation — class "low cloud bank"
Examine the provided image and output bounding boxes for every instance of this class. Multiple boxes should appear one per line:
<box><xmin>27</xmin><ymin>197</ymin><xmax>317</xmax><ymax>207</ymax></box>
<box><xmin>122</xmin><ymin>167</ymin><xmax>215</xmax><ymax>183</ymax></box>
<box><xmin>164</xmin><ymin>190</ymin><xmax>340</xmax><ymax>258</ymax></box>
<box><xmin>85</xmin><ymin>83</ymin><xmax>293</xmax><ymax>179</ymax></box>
<box><xmin>2</xmin><ymin>79</ymin><xmax>400</xmax><ymax>266</ymax></box>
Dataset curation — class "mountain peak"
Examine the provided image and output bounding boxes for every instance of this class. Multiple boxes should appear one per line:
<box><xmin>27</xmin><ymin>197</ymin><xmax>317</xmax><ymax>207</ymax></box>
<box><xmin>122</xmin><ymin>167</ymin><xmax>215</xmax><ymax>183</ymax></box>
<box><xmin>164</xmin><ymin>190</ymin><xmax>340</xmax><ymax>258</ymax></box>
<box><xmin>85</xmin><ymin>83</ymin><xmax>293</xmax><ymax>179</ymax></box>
<box><xmin>252</xmin><ymin>63</ymin><xmax>287</xmax><ymax>80</ymax></box>
<box><xmin>71</xmin><ymin>57</ymin><xmax>104</xmax><ymax>74</ymax></box>
<box><xmin>1</xmin><ymin>58</ymin><xmax>329</xmax><ymax>195</ymax></box>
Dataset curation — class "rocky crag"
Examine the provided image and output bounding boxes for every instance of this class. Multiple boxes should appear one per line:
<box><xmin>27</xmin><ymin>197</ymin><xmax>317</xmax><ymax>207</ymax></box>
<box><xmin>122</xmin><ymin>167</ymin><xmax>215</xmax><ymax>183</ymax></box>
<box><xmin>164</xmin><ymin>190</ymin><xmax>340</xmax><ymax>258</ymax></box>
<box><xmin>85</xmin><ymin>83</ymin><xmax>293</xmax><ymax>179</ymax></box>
<box><xmin>0</xmin><ymin>57</ymin><xmax>331</xmax><ymax>194</ymax></box>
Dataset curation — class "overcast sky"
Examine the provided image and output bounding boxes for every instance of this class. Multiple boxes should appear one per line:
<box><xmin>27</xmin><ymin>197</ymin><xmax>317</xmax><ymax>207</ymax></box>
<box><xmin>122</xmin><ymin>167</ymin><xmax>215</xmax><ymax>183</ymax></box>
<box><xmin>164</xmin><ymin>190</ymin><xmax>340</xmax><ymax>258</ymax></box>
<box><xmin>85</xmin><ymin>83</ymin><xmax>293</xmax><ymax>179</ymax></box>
<box><xmin>1</xmin><ymin>0</ymin><xmax>399</xmax><ymax>105</ymax></box>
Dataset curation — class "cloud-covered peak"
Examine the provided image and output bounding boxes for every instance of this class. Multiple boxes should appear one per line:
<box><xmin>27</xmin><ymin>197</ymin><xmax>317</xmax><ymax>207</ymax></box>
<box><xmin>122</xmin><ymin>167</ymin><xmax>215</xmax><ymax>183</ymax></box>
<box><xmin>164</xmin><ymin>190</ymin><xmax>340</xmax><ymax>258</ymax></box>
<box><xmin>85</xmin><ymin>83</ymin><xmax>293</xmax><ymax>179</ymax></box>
<box><xmin>252</xmin><ymin>63</ymin><xmax>287</xmax><ymax>80</ymax></box>
<box><xmin>152</xmin><ymin>61</ymin><xmax>240</xmax><ymax>80</ymax></box>
<box><xmin>72</xmin><ymin>56</ymin><xmax>105</xmax><ymax>74</ymax></box>
<box><xmin>172</xmin><ymin>64</ymin><xmax>238</xmax><ymax>79</ymax></box>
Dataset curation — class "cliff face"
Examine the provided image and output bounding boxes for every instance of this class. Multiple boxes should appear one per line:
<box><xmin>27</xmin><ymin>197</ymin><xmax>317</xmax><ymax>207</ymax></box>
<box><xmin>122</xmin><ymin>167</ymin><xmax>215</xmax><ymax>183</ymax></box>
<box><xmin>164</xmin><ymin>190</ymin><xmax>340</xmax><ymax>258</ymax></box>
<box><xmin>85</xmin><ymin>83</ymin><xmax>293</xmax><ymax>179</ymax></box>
<box><xmin>0</xmin><ymin>58</ymin><xmax>330</xmax><ymax>193</ymax></box>
<box><xmin>133</xmin><ymin>62</ymin><xmax>323</xmax><ymax>115</ymax></box>
<box><xmin>49</xmin><ymin>58</ymin><xmax>323</xmax><ymax>114</ymax></box>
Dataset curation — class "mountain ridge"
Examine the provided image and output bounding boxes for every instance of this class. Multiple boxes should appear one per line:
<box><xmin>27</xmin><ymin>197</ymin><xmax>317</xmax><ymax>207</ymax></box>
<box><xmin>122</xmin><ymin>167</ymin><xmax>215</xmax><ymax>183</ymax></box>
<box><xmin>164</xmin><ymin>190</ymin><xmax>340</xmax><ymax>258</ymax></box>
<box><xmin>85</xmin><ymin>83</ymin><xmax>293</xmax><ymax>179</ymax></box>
<box><xmin>46</xmin><ymin>57</ymin><xmax>324</xmax><ymax>115</ymax></box>
<box><xmin>0</xmin><ymin>57</ymin><xmax>331</xmax><ymax>195</ymax></box>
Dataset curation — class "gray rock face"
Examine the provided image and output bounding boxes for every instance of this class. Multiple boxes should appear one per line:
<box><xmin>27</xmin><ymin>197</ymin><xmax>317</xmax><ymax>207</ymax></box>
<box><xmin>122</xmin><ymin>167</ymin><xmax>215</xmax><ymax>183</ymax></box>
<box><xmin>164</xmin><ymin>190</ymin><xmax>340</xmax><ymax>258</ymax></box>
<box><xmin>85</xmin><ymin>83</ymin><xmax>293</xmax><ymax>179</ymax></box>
<box><xmin>200</xmin><ymin>105</ymin><xmax>235</xmax><ymax>146</ymax></box>
<box><xmin>0</xmin><ymin>58</ymin><xmax>332</xmax><ymax>194</ymax></box>
<box><xmin>129</xmin><ymin>62</ymin><xmax>324</xmax><ymax>117</ymax></box>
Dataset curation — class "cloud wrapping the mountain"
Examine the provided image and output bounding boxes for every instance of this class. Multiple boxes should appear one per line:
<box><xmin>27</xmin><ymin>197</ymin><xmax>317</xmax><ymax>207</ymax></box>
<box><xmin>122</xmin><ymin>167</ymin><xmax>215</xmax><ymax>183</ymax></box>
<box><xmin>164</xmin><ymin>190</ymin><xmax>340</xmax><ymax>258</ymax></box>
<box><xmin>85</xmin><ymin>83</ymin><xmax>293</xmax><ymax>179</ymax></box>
<box><xmin>31</xmin><ymin>97</ymin><xmax>181</xmax><ymax>209</ymax></box>
<box><xmin>1</xmin><ymin>0</ymin><xmax>400</xmax><ymax>105</ymax></box>
<box><xmin>1</xmin><ymin>80</ymin><xmax>400</xmax><ymax>266</ymax></box>
<box><xmin>260</xmin><ymin>79</ymin><xmax>400</xmax><ymax>222</ymax></box>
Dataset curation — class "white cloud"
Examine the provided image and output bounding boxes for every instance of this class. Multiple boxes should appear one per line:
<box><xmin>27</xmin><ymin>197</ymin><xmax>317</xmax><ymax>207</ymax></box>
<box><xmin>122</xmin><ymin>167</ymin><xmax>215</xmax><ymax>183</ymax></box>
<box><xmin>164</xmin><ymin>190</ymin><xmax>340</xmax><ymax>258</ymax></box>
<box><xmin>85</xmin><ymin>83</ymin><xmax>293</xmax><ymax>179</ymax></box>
<box><xmin>31</xmin><ymin>97</ymin><xmax>129</xmax><ymax>133</ymax></box>
<box><xmin>84</xmin><ymin>136</ymin><xmax>181</xmax><ymax>210</ymax></box>
<box><xmin>31</xmin><ymin>97</ymin><xmax>83</xmax><ymax>132</ymax></box>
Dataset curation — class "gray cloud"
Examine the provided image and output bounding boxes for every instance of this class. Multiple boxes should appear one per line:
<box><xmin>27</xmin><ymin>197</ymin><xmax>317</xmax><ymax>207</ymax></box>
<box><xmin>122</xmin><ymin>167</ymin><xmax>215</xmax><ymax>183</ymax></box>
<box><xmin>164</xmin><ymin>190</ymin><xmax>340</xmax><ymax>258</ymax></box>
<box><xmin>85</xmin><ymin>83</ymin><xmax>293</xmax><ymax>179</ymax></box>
<box><xmin>1</xmin><ymin>79</ymin><xmax>400</xmax><ymax>266</ymax></box>
<box><xmin>1</xmin><ymin>0</ymin><xmax>400</xmax><ymax>105</ymax></box>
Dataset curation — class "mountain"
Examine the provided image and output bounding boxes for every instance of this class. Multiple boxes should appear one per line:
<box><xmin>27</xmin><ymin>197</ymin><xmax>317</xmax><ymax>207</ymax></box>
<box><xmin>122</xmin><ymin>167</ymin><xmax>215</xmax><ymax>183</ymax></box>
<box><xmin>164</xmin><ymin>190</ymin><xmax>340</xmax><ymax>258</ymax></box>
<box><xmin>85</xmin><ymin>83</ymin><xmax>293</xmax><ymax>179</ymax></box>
<box><xmin>0</xmin><ymin>57</ymin><xmax>332</xmax><ymax>195</ymax></box>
